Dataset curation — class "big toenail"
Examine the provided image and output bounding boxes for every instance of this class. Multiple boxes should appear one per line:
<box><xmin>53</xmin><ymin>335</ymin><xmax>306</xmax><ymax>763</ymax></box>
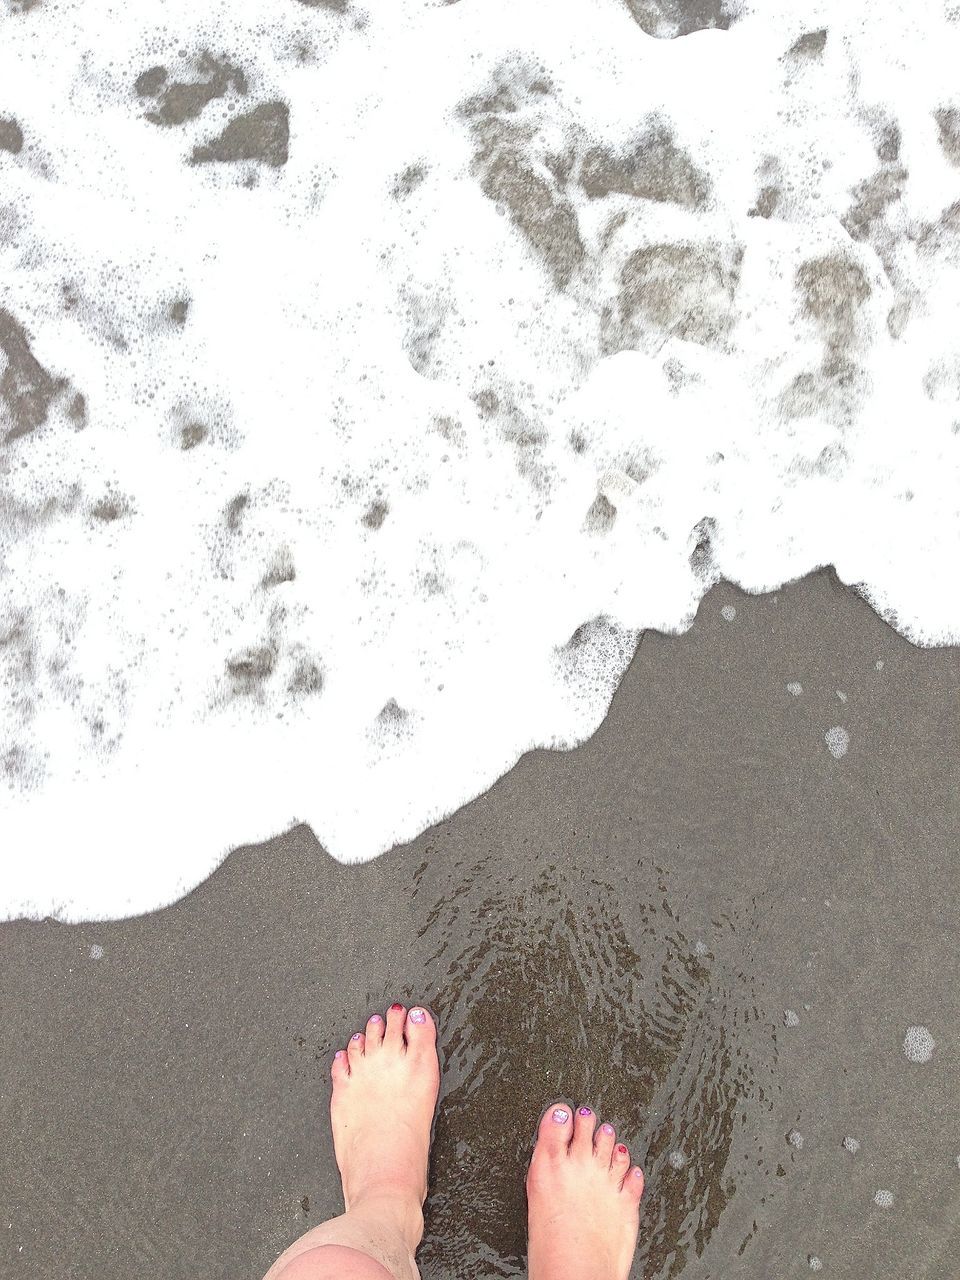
<box><xmin>552</xmin><ymin>1108</ymin><xmax>570</xmax><ymax>1124</ymax></box>
<box><xmin>351</xmin><ymin>1033</ymin><xmax>362</xmax><ymax>1041</ymax></box>
<box><xmin>579</xmin><ymin>1107</ymin><xmax>591</xmax><ymax>1115</ymax></box>
<box><xmin>409</xmin><ymin>1008</ymin><xmax>426</xmax><ymax>1023</ymax></box>
<box><xmin>602</xmin><ymin>1124</ymin><xmax>615</xmax><ymax>1135</ymax></box>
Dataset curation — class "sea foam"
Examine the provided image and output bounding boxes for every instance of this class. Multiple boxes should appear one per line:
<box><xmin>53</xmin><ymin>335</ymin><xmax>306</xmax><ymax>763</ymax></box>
<box><xmin>1</xmin><ymin>0</ymin><xmax>958</xmax><ymax>920</ymax></box>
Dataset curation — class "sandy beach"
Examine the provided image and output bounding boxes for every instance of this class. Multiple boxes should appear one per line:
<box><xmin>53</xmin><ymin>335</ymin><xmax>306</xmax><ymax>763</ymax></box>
<box><xmin>1</xmin><ymin>568</ymin><xmax>958</xmax><ymax>1278</ymax></box>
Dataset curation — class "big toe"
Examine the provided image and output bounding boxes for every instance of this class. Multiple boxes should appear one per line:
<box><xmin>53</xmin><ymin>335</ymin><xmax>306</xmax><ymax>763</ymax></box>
<box><xmin>404</xmin><ymin>1004</ymin><xmax>436</xmax><ymax>1053</ymax></box>
<box><xmin>535</xmin><ymin>1100</ymin><xmax>575</xmax><ymax>1156</ymax></box>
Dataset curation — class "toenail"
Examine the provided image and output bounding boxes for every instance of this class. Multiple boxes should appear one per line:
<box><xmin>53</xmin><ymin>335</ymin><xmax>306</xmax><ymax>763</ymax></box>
<box><xmin>552</xmin><ymin>1108</ymin><xmax>570</xmax><ymax>1124</ymax></box>
<box><xmin>334</xmin><ymin>1050</ymin><xmax>344</xmax><ymax>1059</ymax></box>
<box><xmin>389</xmin><ymin>1003</ymin><xmax>404</xmax><ymax>1011</ymax></box>
<box><xmin>351</xmin><ymin>1033</ymin><xmax>362</xmax><ymax>1041</ymax></box>
<box><xmin>602</xmin><ymin>1124</ymin><xmax>615</xmax><ymax>1135</ymax></box>
<box><xmin>617</xmin><ymin>1144</ymin><xmax>628</xmax><ymax>1154</ymax></box>
<box><xmin>409</xmin><ymin>1008</ymin><xmax>427</xmax><ymax>1024</ymax></box>
<box><xmin>369</xmin><ymin>1015</ymin><xmax>382</xmax><ymax>1023</ymax></box>
<box><xmin>633</xmin><ymin>1168</ymin><xmax>644</xmax><ymax>1178</ymax></box>
<box><xmin>579</xmin><ymin>1107</ymin><xmax>592</xmax><ymax>1115</ymax></box>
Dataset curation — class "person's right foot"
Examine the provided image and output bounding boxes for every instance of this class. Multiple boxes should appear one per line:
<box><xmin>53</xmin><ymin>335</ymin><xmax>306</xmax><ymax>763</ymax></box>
<box><xmin>525</xmin><ymin>1102</ymin><xmax>644</xmax><ymax>1280</ymax></box>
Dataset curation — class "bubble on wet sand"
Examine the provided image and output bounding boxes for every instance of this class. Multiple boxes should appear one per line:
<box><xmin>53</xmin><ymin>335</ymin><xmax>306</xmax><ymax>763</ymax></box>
<box><xmin>808</xmin><ymin>1256</ymin><xmax>823</xmax><ymax>1272</ymax></box>
<box><xmin>721</xmin><ymin>604</ymin><xmax>737</xmax><ymax>621</ymax></box>
<box><xmin>89</xmin><ymin>943</ymin><xmax>104</xmax><ymax>959</ymax></box>
<box><xmin>842</xmin><ymin>1136</ymin><xmax>860</xmax><ymax>1154</ymax></box>
<box><xmin>668</xmin><ymin>1150</ymin><xmax>687</xmax><ymax>1169</ymax></box>
<box><xmin>784</xmin><ymin>1008</ymin><xmax>800</xmax><ymax>1026</ymax></box>
<box><xmin>824</xmin><ymin>726</ymin><xmax>850</xmax><ymax>759</ymax></box>
<box><xmin>873</xmin><ymin>1189</ymin><xmax>894</xmax><ymax>1207</ymax></box>
<box><xmin>786</xmin><ymin>681</ymin><xmax>803</xmax><ymax>696</ymax></box>
<box><xmin>788</xmin><ymin>1129</ymin><xmax>804</xmax><ymax>1149</ymax></box>
<box><xmin>903</xmin><ymin>1025</ymin><xmax>935</xmax><ymax>1062</ymax></box>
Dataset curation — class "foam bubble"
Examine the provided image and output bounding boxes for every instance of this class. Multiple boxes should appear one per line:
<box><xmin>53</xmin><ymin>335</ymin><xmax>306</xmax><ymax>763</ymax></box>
<box><xmin>788</xmin><ymin>1129</ymin><xmax>804</xmax><ymax>1149</ymax></box>
<box><xmin>89</xmin><ymin>943</ymin><xmax>104</xmax><ymax>959</ymax></box>
<box><xmin>808</xmin><ymin>1257</ymin><xmax>823</xmax><ymax>1272</ymax></box>
<box><xmin>824</xmin><ymin>727</ymin><xmax>850</xmax><ymax>759</ymax></box>
<box><xmin>786</xmin><ymin>682</ymin><xmax>803</xmax><ymax>696</ymax></box>
<box><xmin>721</xmin><ymin>604</ymin><xmax>737</xmax><ymax>621</ymax></box>
<box><xmin>668</xmin><ymin>1150</ymin><xmax>687</xmax><ymax>1169</ymax></box>
<box><xmin>842</xmin><ymin>1136</ymin><xmax>860</xmax><ymax>1154</ymax></box>
<box><xmin>873</xmin><ymin>1189</ymin><xmax>894</xmax><ymax>1207</ymax></box>
<box><xmin>784</xmin><ymin>1009</ymin><xmax>800</xmax><ymax>1027</ymax></box>
<box><xmin>903</xmin><ymin>1025</ymin><xmax>935</xmax><ymax>1062</ymax></box>
<box><xmin>2</xmin><ymin>0</ymin><xmax>960</xmax><ymax>919</ymax></box>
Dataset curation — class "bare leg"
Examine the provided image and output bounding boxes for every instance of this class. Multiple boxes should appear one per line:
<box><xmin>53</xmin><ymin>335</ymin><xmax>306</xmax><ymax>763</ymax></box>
<box><xmin>525</xmin><ymin>1102</ymin><xmax>645</xmax><ymax>1280</ymax></box>
<box><xmin>262</xmin><ymin>1003</ymin><xmax>440</xmax><ymax>1280</ymax></box>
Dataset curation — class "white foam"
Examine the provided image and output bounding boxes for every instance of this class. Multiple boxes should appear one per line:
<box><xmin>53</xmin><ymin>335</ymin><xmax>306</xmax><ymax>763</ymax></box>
<box><xmin>903</xmin><ymin>1025</ymin><xmax>936</xmax><ymax>1062</ymax></box>
<box><xmin>824</xmin><ymin>726</ymin><xmax>850</xmax><ymax>759</ymax></box>
<box><xmin>1</xmin><ymin>0</ymin><xmax>959</xmax><ymax>919</ymax></box>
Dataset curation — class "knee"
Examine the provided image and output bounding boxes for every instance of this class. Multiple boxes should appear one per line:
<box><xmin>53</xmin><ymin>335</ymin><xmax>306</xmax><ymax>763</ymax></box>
<box><xmin>276</xmin><ymin>1244</ymin><xmax>396</xmax><ymax>1280</ymax></box>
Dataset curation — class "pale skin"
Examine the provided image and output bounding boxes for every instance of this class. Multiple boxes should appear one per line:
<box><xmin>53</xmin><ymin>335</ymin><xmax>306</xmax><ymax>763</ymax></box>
<box><xmin>262</xmin><ymin>1002</ymin><xmax>645</xmax><ymax>1280</ymax></box>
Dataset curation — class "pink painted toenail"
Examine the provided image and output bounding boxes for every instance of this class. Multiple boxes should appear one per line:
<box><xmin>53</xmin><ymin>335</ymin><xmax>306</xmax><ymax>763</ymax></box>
<box><xmin>617</xmin><ymin>1144</ymin><xmax>628</xmax><ymax>1155</ymax></box>
<box><xmin>389</xmin><ymin>1003</ymin><xmax>404</xmax><ymax>1011</ymax></box>
<box><xmin>552</xmin><ymin>1108</ymin><xmax>570</xmax><ymax>1124</ymax></box>
<box><xmin>409</xmin><ymin>1008</ymin><xmax>427</xmax><ymax>1024</ymax></box>
<box><xmin>369</xmin><ymin>1015</ymin><xmax>382</xmax><ymax>1023</ymax></box>
<box><xmin>579</xmin><ymin>1107</ymin><xmax>591</xmax><ymax>1115</ymax></box>
<box><xmin>334</xmin><ymin>1051</ymin><xmax>344</xmax><ymax>1059</ymax></box>
<box><xmin>633</xmin><ymin>1168</ymin><xmax>644</xmax><ymax>1178</ymax></box>
<box><xmin>602</xmin><ymin>1124</ymin><xmax>615</xmax><ymax>1135</ymax></box>
<box><xmin>351</xmin><ymin>1033</ymin><xmax>362</xmax><ymax>1041</ymax></box>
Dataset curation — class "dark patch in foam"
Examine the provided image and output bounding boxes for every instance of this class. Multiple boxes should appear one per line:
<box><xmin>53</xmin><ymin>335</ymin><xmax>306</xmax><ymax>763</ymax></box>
<box><xmin>288</xmin><ymin>659</ymin><xmax>324</xmax><ymax>697</ymax></box>
<box><xmin>297</xmin><ymin>0</ymin><xmax>348</xmax><ymax>9</ymax></box>
<box><xmin>226</xmin><ymin>646</ymin><xmax>276</xmax><ymax>691</ymax></box>
<box><xmin>795</xmin><ymin>254</ymin><xmax>871</xmax><ymax>337</ymax></box>
<box><xmin>136</xmin><ymin>55</ymin><xmax>248</xmax><ymax>128</ymax></box>
<box><xmin>361</xmin><ymin>499</ymin><xmax>388</xmax><ymax>530</ymax></box>
<box><xmin>0</xmin><ymin>117</ymin><xmax>24</xmax><ymax>155</ymax></box>
<box><xmin>569</xmin><ymin>429</ymin><xmax>587</xmax><ymax>454</ymax></box>
<box><xmin>169</xmin><ymin>297</ymin><xmax>190</xmax><ymax>327</ymax></box>
<box><xmin>583</xmin><ymin>493</ymin><xmax>617</xmax><ymax>535</ymax></box>
<box><xmin>180</xmin><ymin>422</ymin><xmax>208</xmax><ymax>450</ymax></box>
<box><xmin>922</xmin><ymin>357</ymin><xmax>960</xmax><ymax>403</ymax></box>
<box><xmin>225</xmin><ymin>492</ymin><xmax>250</xmax><ymax>531</ymax></box>
<box><xmin>191</xmin><ymin>102</ymin><xmax>290</xmax><ymax>168</ymax></box>
<box><xmin>688</xmin><ymin>516</ymin><xmax>718</xmax><ymax>578</ymax></box>
<box><xmin>393</xmin><ymin>164</ymin><xmax>427</xmax><ymax>198</ymax></box>
<box><xmin>67</xmin><ymin>393</ymin><xmax>86</xmax><ymax>428</ymax></box>
<box><xmin>377</xmin><ymin>698</ymin><xmax>408</xmax><ymax>726</ymax></box>
<box><xmin>934</xmin><ymin>107</ymin><xmax>960</xmax><ymax>168</ymax></box>
<box><xmin>0</xmin><ymin>309</ymin><xmax>70</xmax><ymax>443</ymax></box>
<box><xmin>785</xmin><ymin>28</ymin><xmax>827</xmax><ymax>58</ymax></box>
<box><xmin>841</xmin><ymin>166</ymin><xmax>907</xmax><ymax>242</ymax></box>
<box><xmin>748</xmin><ymin>184</ymin><xmax>781</xmax><ymax>219</ymax></box>
<box><xmin>876</xmin><ymin>122</ymin><xmax>901</xmax><ymax>164</ymax></box>
<box><xmin>623</xmin><ymin>0</ymin><xmax>735</xmax><ymax>39</ymax></box>
<box><xmin>90</xmin><ymin>496</ymin><xmax>129</xmax><ymax>523</ymax></box>
<box><xmin>609</xmin><ymin>241</ymin><xmax>743</xmax><ymax>352</ymax></box>
<box><xmin>261</xmin><ymin>549</ymin><xmax>296</xmax><ymax>588</ymax></box>
<box><xmin>460</xmin><ymin>72</ymin><xmax>584</xmax><ymax>290</ymax></box>
<box><xmin>580</xmin><ymin>122</ymin><xmax>710</xmax><ymax>210</ymax></box>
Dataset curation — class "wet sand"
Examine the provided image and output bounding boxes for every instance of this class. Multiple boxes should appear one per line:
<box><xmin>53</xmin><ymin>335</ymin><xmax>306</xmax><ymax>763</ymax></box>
<box><xmin>1</xmin><ymin>568</ymin><xmax>958</xmax><ymax>1278</ymax></box>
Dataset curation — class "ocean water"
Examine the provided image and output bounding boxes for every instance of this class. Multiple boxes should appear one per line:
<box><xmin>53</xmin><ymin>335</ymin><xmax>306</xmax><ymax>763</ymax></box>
<box><xmin>1</xmin><ymin>0</ymin><xmax>958</xmax><ymax>921</ymax></box>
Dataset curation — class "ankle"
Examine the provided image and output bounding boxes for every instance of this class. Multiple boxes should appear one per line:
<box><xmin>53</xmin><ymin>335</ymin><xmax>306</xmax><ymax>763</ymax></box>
<box><xmin>348</xmin><ymin>1187</ymin><xmax>425</xmax><ymax>1254</ymax></box>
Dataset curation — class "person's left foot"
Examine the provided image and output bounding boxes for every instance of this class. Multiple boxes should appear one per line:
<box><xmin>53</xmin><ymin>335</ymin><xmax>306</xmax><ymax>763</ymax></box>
<box><xmin>330</xmin><ymin>1002</ymin><xmax>440</xmax><ymax>1247</ymax></box>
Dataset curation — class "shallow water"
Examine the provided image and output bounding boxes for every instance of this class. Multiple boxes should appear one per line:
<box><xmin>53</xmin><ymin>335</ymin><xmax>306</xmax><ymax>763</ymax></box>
<box><xmin>1</xmin><ymin>573</ymin><xmax>957</xmax><ymax>1278</ymax></box>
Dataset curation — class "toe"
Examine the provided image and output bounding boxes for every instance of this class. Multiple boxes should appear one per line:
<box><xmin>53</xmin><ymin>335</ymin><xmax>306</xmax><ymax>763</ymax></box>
<box><xmin>364</xmin><ymin>1012</ymin><xmax>385</xmax><ymax>1047</ymax></box>
<box><xmin>624</xmin><ymin>1165</ymin><xmax>645</xmax><ymax>1201</ymax></box>
<box><xmin>331</xmin><ymin>1048</ymin><xmax>350</xmax><ymax>1080</ymax></box>
<box><xmin>595</xmin><ymin>1121</ymin><xmax>616</xmax><ymax>1164</ymax></box>
<box><xmin>347</xmin><ymin>1029</ymin><xmax>365</xmax><ymax>1061</ymax></box>
<box><xmin>572</xmin><ymin>1105</ymin><xmax>597</xmax><ymax>1154</ymax></box>
<box><xmin>404</xmin><ymin>1004</ymin><xmax>436</xmax><ymax>1051</ymax></box>
<box><xmin>535</xmin><ymin>1100</ymin><xmax>575</xmax><ymax>1157</ymax></box>
<box><xmin>384</xmin><ymin>1002</ymin><xmax>407</xmax><ymax>1046</ymax></box>
<box><xmin>612</xmin><ymin>1141</ymin><xmax>631</xmax><ymax>1181</ymax></box>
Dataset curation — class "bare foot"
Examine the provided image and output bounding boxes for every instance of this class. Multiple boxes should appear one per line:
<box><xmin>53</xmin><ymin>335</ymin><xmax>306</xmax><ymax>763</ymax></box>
<box><xmin>330</xmin><ymin>1002</ymin><xmax>440</xmax><ymax>1252</ymax></box>
<box><xmin>525</xmin><ymin>1102</ymin><xmax>645</xmax><ymax>1280</ymax></box>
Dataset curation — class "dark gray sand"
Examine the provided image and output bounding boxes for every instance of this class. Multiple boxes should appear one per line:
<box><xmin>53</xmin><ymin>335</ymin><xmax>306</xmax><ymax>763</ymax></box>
<box><xmin>1</xmin><ymin>568</ymin><xmax>958</xmax><ymax>1279</ymax></box>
